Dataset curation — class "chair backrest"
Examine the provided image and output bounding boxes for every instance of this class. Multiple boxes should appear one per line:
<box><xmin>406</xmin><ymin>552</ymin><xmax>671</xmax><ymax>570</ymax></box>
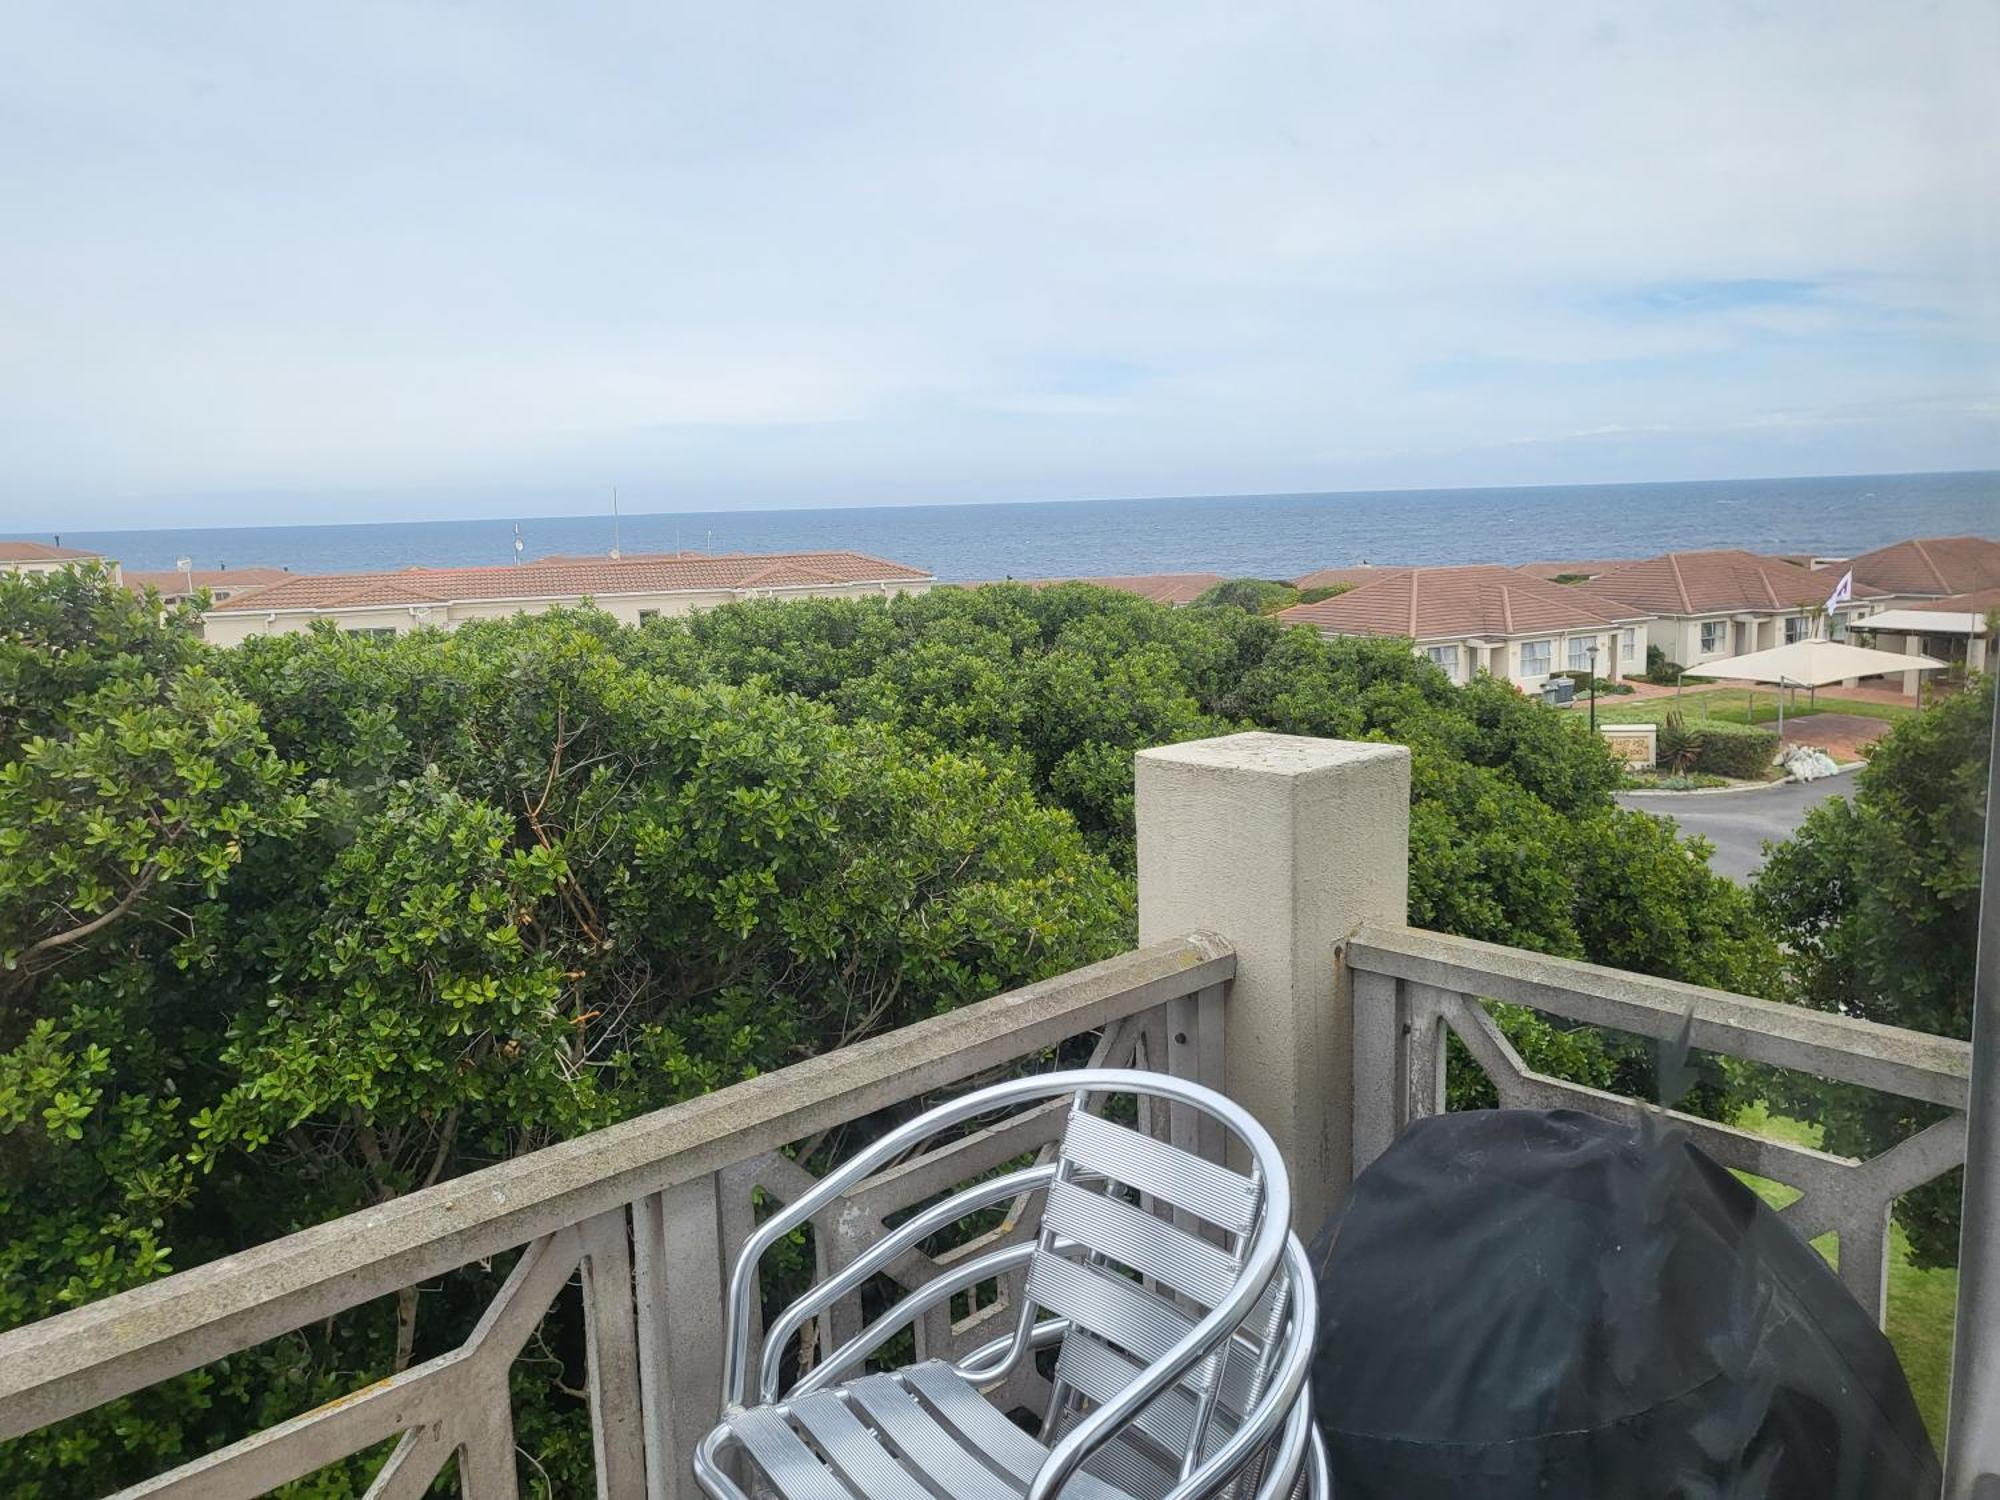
<box><xmin>728</xmin><ymin>1069</ymin><xmax>1303</xmax><ymax>1496</ymax></box>
<box><xmin>1022</xmin><ymin>1085</ymin><xmax>1291</xmax><ymax>1498</ymax></box>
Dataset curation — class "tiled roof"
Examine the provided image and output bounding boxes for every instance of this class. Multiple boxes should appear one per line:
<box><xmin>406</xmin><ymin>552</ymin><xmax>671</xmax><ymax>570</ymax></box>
<box><xmin>531</xmin><ymin>551</ymin><xmax>707</xmax><ymax>565</ymax></box>
<box><xmin>1277</xmin><ymin>565</ymin><xmax>1646</xmax><ymax>641</ymax></box>
<box><xmin>1291</xmin><ymin>565</ymin><xmax>1406</xmax><ymax>591</ymax></box>
<box><xmin>0</xmin><ymin>540</ymin><xmax>99</xmax><ymax>561</ymax></box>
<box><xmin>1846</xmin><ymin>536</ymin><xmax>2000</xmax><ymax>597</ymax></box>
<box><xmin>1515</xmin><ymin>559</ymin><xmax>1638</xmax><ymax>582</ymax></box>
<box><xmin>1892</xmin><ymin>586</ymin><xmax>2000</xmax><ymax>615</ymax></box>
<box><xmin>1584</xmin><ymin>550</ymin><xmax>1883</xmax><ymax>615</ymax></box>
<box><xmin>210</xmin><ymin>550</ymin><xmax>933</xmax><ymax>615</ymax></box>
<box><xmin>125</xmin><ymin>566</ymin><xmax>292</xmax><ymax>596</ymax></box>
<box><xmin>978</xmin><ymin>573</ymin><xmax>1227</xmax><ymax>605</ymax></box>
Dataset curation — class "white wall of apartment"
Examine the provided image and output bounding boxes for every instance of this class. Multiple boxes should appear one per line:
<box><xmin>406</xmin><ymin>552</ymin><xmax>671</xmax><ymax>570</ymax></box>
<box><xmin>1398</xmin><ymin>626</ymin><xmax>1635</xmax><ymax>690</ymax></box>
<box><xmin>3</xmin><ymin>557</ymin><xmax>121</xmax><ymax>583</ymax></box>
<box><xmin>202</xmin><ymin>579</ymin><xmax>932</xmax><ymax>646</ymax></box>
<box><xmin>1645</xmin><ymin>608</ymin><xmax>1856</xmax><ymax>668</ymax></box>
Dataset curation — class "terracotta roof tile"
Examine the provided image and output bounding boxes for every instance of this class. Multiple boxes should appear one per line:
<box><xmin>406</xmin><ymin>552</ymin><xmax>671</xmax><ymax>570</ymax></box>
<box><xmin>0</xmin><ymin>540</ymin><xmax>100</xmax><ymax>561</ymax></box>
<box><xmin>1846</xmin><ymin>536</ymin><xmax>2000</xmax><ymax>597</ymax></box>
<box><xmin>1277</xmin><ymin>564</ymin><xmax>1645</xmax><ymax>640</ymax></box>
<box><xmin>1892</xmin><ymin>586</ymin><xmax>2000</xmax><ymax>614</ymax></box>
<box><xmin>1290</xmin><ymin>565</ymin><xmax>1406</xmax><ymax>591</ymax></box>
<box><xmin>1515</xmin><ymin>559</ymin><xmax>1638</xmax><ymax>582</ymax></box>
<box><xmin>208</xmin><ymin>550</ymin><xmax>932</xmax><ymax>615</ymax></box>
<box><xmin>124</xmin><ymin>566</ymin><xmax>292</xmax><ymax>595</ymax></box>
<box><xmin>1584</xmin><ymin>549</ymin><xmax>1883</xmax><ymax>615</ymax></box>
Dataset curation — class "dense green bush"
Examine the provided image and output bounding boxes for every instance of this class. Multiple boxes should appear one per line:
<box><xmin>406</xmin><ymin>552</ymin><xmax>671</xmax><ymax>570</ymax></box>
<box><xmin>1192</xmin><ymin>577</ymin><xmax>1299</xmax><ymax>614</ymax></box>
<box><xmin>0</xmin><ymin>570</ymin><xmax>1785</xmax><ymax>1494</ymax></box>
<box><xmin>1693</xmin><ymin>721</ymin><xmax>1779</xmax><ymax>778</ymax></box>
<box><xmin>1757</xmin><ymin>677</ymin><xmax>1993</xmax><ymax>1265</ymax></box>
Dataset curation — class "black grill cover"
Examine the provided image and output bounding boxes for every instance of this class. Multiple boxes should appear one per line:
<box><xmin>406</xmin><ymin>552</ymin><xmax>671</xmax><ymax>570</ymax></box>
<box><xmin>1308</xmin><ymin>1109</ymin><xmax>1940</xmax><ymax>1499</ymax></box>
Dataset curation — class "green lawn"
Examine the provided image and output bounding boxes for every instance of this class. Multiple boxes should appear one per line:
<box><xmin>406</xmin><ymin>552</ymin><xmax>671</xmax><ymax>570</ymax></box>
<box><xmin>1732</xmin><ymin>1103</ymin><xmax>1956</xmax><ymax>1445</ymax></box>
<box><xmin>1592</xmin><ymin>686</ymin><xmax>1916</xmax><ymax>728</ymax></box>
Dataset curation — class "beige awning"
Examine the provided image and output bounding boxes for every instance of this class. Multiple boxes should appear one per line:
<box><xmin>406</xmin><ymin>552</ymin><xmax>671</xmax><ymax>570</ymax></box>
<box><xmin>1684</xmin><ymin>639</ymin><xmax>1946</xmax><ymax>688</ymax></box>
<box><xmin>1852</xmin><ymin>609</ymin><xmax>1990</xmax><ymax>637</ymax></box>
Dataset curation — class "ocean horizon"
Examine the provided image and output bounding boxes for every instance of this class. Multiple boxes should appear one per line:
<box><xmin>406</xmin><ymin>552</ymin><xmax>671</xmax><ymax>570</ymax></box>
<box><xmin>22</xmin><ymin>469</ymin><xmax>1998</xmax><ymax>582</ymax></box>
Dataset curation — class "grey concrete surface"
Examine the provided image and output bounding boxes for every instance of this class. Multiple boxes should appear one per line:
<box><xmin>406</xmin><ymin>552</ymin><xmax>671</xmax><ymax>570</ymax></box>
<box><xmin>1616</xmin><ymin>771</ymin><xmax>1858</xmax><ymax>883</ymax></box>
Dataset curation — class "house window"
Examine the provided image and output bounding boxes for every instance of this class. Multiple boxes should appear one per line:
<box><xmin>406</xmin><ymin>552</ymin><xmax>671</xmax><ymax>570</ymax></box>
<box><xmin>1829</xmin><ymin>613</ymin><xmax>1849</xmax><ymax>641</ymax></box>
<box><xmin>1519</xmin><ymin>639</ymin><xmax>1552</xmax><ymax>677</ymax></box>
<box><xmin>1567</xmin><ymin>636</ymin><xmax>1595</xmax><ymax>671</ymax></box>
<box><xmin>637</xmin><ymin>609</ymin><xmax>660</xmax><ymax>624</ymax></box>
<box><xmin>1785</xmin><ymin>615</ymin><xmax>1810</xmax><ymax>643</ymax></box>
<box><xmin>1699</xmin><ymin>621</ymin><xmax>1726</xmax><ymax>654</ymax></box>
<box><xmin>344</xmin><ymin>626</ymin><xmax>397</xmax><ymax>641</ymax></box>
<box><xmin>1621</xmin><ymin>627</ymin><xmax>1636</xmax><ymax>661</ymax></box>
<box><xmin>1424</xmin><ymin>644</ymin><xmax>1459</xmax><ymax>675</ymax></box>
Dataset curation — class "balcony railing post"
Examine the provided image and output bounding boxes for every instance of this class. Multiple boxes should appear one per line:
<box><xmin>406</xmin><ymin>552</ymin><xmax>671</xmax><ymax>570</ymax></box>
<box><xmin>1136</xmin><ymin>732</ymin><xmax>1411</xmax><ymax>1231</ymax></box>
<box><xmin>633</xmin><ymin>1176</ymin><xmax>728</xmax><ymax>1500</ymax></box>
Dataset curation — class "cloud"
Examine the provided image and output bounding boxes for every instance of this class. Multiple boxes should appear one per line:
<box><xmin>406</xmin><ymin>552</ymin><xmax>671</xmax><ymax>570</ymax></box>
<box><xmin>0</xmin><ymin>0</ymin><xmax>1995</xmax><ymax>527</ymax></box>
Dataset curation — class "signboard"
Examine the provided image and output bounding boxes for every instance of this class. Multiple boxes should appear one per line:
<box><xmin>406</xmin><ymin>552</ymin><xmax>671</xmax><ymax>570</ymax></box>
<box><xmin>1600</xmin><ymin>723</ymin><xmax>1657</xmax><ymax>769</ymax></box>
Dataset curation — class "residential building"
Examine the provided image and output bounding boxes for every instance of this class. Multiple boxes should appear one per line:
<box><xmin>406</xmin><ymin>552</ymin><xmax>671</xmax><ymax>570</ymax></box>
<box><xmin>1584</xmin><ymin>549</ymin><xmax>1882</xmax><ymax>667</ymax></box>
<box><xmin>200</xmin><ymin>550</ymin><xmax>934</xmax><ymax>645</ymax></box>
<box><xmin>1845</xmin><ymin>535</ymin><xmax>2000</xmax><ymax>609</ymax></box>
<box><xmin>969</xmin><ymin>572</ymin><xmax>1226</xmax><ymax>605</ymax></box>
<box><xmin>1</xmin><ymin>539</ymin><xmax>119</xmax><ymax>582</ymax></box>
<box><xmin>1851</xmin><ymin>586</ymin><xmax>1998</xmax><ymax>680</ymax></box>
<box><xmin>125</xmin><ymin>565</ymin><xmax>292</xmax><ymax>605</ymax></box>
<box><xmin>1275</xmin><ymin>564</ymin><xmax>1649</xmax><ymax>689</ymax></box>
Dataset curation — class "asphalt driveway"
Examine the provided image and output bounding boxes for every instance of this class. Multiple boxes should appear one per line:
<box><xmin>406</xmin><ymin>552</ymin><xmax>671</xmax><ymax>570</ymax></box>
<box><xmin>1615</xmin><ymin>771</ymin><xmax>1859</xmax><ymax>884</ymax></box>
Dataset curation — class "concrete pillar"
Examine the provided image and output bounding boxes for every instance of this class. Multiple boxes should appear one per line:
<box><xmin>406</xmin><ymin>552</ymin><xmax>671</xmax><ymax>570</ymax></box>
<box><xmin>1135</xmin><ymin>732</ymin><xmax>1412</xmax><ymax>1233</ymax></box>
<box><xmin>1900</xmin><ymin>634</ymin><xmax>1922</xmax><ymax>699</ymax></box>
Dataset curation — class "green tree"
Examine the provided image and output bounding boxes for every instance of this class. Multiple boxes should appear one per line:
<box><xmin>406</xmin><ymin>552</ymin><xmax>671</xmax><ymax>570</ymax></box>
<box><xmin>1755</xmin><ymin>675</ymin><xmax>1993</xmax><ymax>1266</ymax></box>
<box><xmin>2</xmin><ymin>585</ymin><xmax>1130</xmax><ymax>1496</ymax></box>
<box><xmin>1191</xmin><ymin>577</ymin><xmax>1300</xmax><ymax>614</ymax></box>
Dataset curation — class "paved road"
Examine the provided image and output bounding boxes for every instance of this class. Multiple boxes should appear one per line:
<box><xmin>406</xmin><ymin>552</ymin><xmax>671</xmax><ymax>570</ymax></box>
<box><xmin>1615</xmin><ymin>772</ymin><xmax>1858</xmax><ymax>884</ymax></box>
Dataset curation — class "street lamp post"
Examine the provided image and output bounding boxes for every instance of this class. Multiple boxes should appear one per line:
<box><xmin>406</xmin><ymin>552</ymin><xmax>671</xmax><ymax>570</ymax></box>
<box><xmin>1586</xmin><ymin>642</ymin><xmax>1599</xmax><ymax>732</ymax></box>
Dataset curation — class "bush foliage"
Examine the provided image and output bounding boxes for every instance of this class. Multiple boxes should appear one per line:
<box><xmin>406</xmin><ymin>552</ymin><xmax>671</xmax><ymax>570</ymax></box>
<box><xmin>1757</xmin><ymin>676</ymin><xmax>1993</xmax><ymax>1266</ymax></box>
<box><xmin>1691</xmin><ymin>721</ymin><xmax>1780</xmax><ymax>778</ymax></box>
<box><xmin>0</xmin><ymin>571</ymin><xmax>1785</xmax><ymax>1494</ymax></box>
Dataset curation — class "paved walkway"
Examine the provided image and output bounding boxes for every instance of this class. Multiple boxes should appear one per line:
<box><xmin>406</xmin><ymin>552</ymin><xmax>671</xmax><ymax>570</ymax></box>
<box><xmin>1616</xmin><ymin>773</ymin><xmax>1858</xmax><ymax>884</ymax></box>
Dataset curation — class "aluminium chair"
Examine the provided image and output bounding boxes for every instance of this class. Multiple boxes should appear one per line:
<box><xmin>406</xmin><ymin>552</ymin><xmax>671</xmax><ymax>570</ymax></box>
<box><xmin>692</xmin><ymin>1068</ymin><xmax>1328</xmax><ymax>1500</ymax></box>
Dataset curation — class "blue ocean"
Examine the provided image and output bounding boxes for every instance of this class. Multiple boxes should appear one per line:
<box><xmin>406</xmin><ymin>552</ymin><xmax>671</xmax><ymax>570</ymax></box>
<box><xmin>31</xmin><ymin>470</ymin><xmax>1999</xmax><ymax>582</ymax></box>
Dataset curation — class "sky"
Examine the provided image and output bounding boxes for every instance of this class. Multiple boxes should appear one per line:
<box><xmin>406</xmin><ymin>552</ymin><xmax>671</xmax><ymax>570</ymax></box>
<box><xmin>2</xmin><ymin>1</ymin><xmax>1996</xmax><ymax>530</ymax></box>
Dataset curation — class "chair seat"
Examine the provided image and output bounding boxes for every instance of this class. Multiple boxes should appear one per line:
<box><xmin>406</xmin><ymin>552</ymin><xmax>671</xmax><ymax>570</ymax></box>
<box><xmin>719</xmin><ymin>1360</ymin><xmax>1147</xmax><ymax>1500</ymax></box>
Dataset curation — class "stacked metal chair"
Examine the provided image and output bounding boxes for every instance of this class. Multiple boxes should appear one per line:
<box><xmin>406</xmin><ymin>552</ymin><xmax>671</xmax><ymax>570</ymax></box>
<box><xmin>693</xmin><ymin>1068</ymin><xmax>1327</xmax><ymax>1499</ymax></box>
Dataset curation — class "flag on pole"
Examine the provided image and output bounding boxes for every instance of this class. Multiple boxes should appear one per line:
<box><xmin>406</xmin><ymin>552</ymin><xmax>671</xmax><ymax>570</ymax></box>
<box><xmin>1825</xmin><ymin>569</ymin><xmax>1853</xmax><ymax>612</ymax></box>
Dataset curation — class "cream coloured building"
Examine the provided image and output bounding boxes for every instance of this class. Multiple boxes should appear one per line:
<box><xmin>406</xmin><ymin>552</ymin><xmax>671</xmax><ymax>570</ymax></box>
<box><xmin>202</xmin><ymin>550</ymin><xmax>934</xmax><ymax>645</ymax></box>
<box><xmin>1583</xmin><ymin>550</ymin><xmax>1883</xmax><ymax>668</ymax></box>
<box><xmin>1275</xmin><ymin>564</ymin><xmax>1650</xmax><ymax>691</ymax></box>
<box><xmin>1</xmin><ymin>540</ymin><xmax>119</xmax><ymax>582</ymax></box>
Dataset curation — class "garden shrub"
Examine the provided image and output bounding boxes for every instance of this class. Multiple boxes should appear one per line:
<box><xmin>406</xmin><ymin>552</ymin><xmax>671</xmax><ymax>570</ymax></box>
<box><xmin>1694</xmin><ymin>721</ymin><xmax>1780</xmax><ymax>778</ymax></box>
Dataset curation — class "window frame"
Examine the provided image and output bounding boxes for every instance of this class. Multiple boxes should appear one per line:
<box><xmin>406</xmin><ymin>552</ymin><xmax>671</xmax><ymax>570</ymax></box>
<box><xmin>1518</xmin><ymin>638</ymin><xmax>1553</xmax><ymax>677</ymax></box>
<box><xmin>1424</xmin><ymin>643</ymin><xmax>1460</xmax><ymax>676</ymax></box>
<box><xmin>1699</xmin><ymin>620</ymin><xmax>1726</xmax><ymax>654</ymax></box>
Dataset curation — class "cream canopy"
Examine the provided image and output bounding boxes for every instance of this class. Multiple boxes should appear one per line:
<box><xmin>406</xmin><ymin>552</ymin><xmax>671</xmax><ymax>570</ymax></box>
<box><xmin>1684</xmin><ymin>638</ymin><xmax>1945</xmax><ymax>689</ymax></box>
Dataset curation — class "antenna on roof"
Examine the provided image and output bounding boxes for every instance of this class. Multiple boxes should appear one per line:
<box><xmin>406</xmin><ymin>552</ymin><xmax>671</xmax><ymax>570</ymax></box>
<box><xmin>610</xmin><ymin>487</ymin><xmax>622</xmax><ymax>561</ymax></box>
<box><xmin>513</xmin><ymin>523</ymin><xmax>524</xmax><ymax>566</ymax></box>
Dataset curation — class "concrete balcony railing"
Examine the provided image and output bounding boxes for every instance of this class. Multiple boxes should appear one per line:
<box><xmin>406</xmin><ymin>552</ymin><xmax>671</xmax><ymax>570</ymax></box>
<box><xmin>0</xmin><ymin>731</ymin><xmax>1992</xmax><ymax>1498</ymax></box>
